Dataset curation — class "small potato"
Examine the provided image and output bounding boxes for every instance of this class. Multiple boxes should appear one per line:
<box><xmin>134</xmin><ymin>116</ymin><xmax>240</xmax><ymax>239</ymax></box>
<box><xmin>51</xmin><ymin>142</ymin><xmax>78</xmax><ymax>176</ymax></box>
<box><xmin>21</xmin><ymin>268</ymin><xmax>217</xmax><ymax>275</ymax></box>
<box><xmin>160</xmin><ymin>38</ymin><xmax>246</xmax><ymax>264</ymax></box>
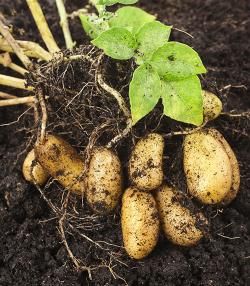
<box><xmin>207</xmin><ymin>129</ymin><xmax>240</xmax><ymax>205</ymax></box>
<box><xmin>129</xmin><ymin>133</ymin><xmax>164</xmax><ymax>191</ymax></box>
<box><xmin>35</xmin><ymin>134</ymin><xmax>85</xmax><ymax>195</ymax></box>
<box><xmin>202</xmin><ymin>90</ymin><xmax>222</xmax><ymax>121</ymax></box>
<box><xmin>121</xmin><ymin>187</ymin><xmax>159</xmax><ymax>259</ymax></box>
<box><xmin>22</xmin><ymin>149</ymin><xmax>49</xmax><ymax>186</ymax></box>
<box><xmin>155</xmin><ymin>185</ymin><xmax>207</xmax><ymax>246</ymax></box>
<box><xmin>86</xmin><ymin>147</ymin><xmax>122</xmax><ymax>214</ymax></box>
<box><xmin>183</xmin><ymin>129</ymin><xmax>239</xmax><ymax>204</ymax></box>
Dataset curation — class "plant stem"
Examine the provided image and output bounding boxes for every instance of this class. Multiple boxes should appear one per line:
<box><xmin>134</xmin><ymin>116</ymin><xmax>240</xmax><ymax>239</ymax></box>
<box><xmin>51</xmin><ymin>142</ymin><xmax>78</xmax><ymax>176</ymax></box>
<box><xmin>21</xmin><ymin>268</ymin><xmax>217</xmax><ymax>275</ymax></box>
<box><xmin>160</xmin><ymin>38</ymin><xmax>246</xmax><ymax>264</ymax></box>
<box><xmin>0</xmin><ymin>37</ymin><xmax>52</xmax><ymax>61</ymax></box>
<box><xmin>0</xmin><ymin>91</ymin><xmax>17</xmax><ymax>99</ymax></box>
<box><xmin>0</xmin><ymin>53</ymin><xmax>28</xmax><ymax>75</ymax></box>
<box><xmin>26</xmin><ymin>0</ymin><xmax>60</xmax><ymax>54</ymax></box>
<box><xmin>89</xmin><ymin>0</ymin><xmax>106</xmax><ymax>16</ymax></box>
<box><xmin>0</xmin><ymin>96</ymin><xmax>35</xmax><ymax>107</ymax></box>
<box><xmin>55</xmin><ymin>0</ymin><xmax>75</xmax><ymax>49</ymax></box>
<box><xmin>0</xmin><ymin>74</ymin><xmax>33</xmax><ymax>91</ymax></box>
<box><xmin>0</xmin><ymin>15</ymin><xmax>33</xmax><ymax>69</ymax></box>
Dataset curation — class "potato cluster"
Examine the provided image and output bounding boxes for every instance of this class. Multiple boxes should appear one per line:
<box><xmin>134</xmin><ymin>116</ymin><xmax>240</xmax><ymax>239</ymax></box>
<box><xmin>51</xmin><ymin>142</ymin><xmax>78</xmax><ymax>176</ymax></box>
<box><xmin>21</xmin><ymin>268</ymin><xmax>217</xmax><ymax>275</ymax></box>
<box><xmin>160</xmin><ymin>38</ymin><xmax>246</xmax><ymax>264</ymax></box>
<box><xmin>23</xmin><ymin>134</ymin><xmax>123</xmax><ymax>214</ymax></box>
<box><xmin>22</xmin><ymin>91</ymin><xmax>240</xmax><ymax>259</ymax></box>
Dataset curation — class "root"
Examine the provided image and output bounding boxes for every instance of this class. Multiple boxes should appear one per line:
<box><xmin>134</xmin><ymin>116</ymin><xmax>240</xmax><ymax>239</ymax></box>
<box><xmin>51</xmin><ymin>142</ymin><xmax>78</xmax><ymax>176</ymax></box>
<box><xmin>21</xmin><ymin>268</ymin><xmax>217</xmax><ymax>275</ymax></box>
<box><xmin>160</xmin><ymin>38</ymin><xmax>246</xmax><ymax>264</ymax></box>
<box><xmin>106</xmin><ymin>120</ymin><xmax>132</xmax><ymax>148</ymax></box>
<box><xmin>37</xmin><ymin>87</ymin><xmax>48</xmax><ymax>143</ymax></box>
<box><xmin>0</xmin><ymin>53</ymin><xmax>28</xmax><ymax>75</ymax></box>
<box><xmin>58</xmin><ymin>192</ymin><xmax>92</xmax><ymax>277</ymax></box>
<box><xmin>0</xmin><ymin>14</ymin><xmax>33</xmax><ymax>69</ymax></box>
<box><xmin>221</xmin><ymin>111</ymin><xmax>250</xmax><ymax>118</ymax></box>
<box><xmin>163</xmin><ymin>121</ymin><xmax>208</xmax><ymax>138</ymax></box>
<box><xmin>26</xmin><ymin>0</ymin><xmax>60</xmax><ymax>54</ymax></box>
<box><xmin>96</xmin><ymin>54</ymin><xmax>132</xmax><ymax>147</ymax></box>
<box><xmin>33</xmin><ymin>180</ymin><xmax>127</xmax><ymax>282</ymax></box>
<box><xmin>56</xmin><ymin>0</ymin><xmax>75</xmax><ymax>49</ymax></box>
<box><xmin>0</xmin><ymin>106</ymin><xmax>33</xmax><ymax>127</ymax></box>
<box><xmin>96</xmin><ymin>54</ymin><xmax>131</xmax><ymax>119</ymax></box>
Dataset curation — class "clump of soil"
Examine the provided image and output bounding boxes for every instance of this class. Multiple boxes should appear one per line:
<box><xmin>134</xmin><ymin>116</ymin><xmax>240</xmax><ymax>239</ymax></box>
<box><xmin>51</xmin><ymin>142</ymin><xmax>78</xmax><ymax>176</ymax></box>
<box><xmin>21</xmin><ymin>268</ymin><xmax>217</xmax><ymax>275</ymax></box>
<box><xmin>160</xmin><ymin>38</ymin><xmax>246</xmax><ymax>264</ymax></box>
<box><xmin>0</xmin><ymin>0</ymin><xmax>249</xmax><ymax>285</ymax></box>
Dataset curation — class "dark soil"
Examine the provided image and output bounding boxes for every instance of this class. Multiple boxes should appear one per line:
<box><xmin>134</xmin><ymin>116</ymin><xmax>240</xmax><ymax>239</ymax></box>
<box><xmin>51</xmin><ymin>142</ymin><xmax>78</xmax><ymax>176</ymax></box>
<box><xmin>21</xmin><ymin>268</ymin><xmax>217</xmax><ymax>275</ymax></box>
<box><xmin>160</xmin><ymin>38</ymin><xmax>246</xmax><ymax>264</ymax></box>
<box><xmin>0</xmin><ymin>0</ymin><xmax>250</xmax><ymax>285</ymax></box>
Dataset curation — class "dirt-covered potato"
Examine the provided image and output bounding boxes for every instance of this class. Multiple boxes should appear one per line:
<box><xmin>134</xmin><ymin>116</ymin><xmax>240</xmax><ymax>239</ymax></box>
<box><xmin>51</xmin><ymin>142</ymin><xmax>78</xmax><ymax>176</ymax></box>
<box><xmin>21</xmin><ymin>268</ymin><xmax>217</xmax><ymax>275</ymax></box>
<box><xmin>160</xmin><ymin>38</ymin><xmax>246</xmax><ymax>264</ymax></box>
<box><xmin>121</xmin><ymin>187</ymin><xmax>159</xmax><ymax>259</ymax></box>
<box><xmin>183</xmin><ymin>129</ymin><xmax>240</xmax><ymax>204</ymax></box>
<box><xmin>202</xmin><ymin>90</ymin><xmax>222</xmax><ymax>121</ymax></box>
<box><xmin>129</xmin><ymin>133</ymin><xmax>164</xmax><ymax>191</ymax></box>
<box><xmin>155</xmin><ymin>185</ymin><xmax>207</xmax><ymax>246</ymax></box>
<box><xmin>22</xmin><ymin>149</ymin><xmax>49</xmax><ymax>186</ymax></box>
<box><xmin>86</xmin><ymin>147</ymin><xmax>122</xmax><ymax>214</ymax></box>
<box><xmin>208</xmin><ymin>129</ymin><xmax>240</xmax><ymax>205</ymax></box>
<box><xmin>35</xmin><ymin>134</ymin><xmax>85</xmax><ymax>195</ymax></box>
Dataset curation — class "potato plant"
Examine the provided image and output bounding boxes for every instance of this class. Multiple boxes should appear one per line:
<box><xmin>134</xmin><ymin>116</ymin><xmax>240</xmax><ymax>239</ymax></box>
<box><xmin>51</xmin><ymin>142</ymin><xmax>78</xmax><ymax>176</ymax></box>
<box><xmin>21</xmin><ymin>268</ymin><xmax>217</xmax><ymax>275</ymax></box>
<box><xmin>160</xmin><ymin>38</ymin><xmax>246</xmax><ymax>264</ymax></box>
<box><xmin>0</xmin><ymin>0</ymin><xmax>244</xmax><ymax>278</ymax></box>
<box><xmin>80</xmin><ymin>0</ymin><xmax>207</xmax><ymax>126</ymax></box>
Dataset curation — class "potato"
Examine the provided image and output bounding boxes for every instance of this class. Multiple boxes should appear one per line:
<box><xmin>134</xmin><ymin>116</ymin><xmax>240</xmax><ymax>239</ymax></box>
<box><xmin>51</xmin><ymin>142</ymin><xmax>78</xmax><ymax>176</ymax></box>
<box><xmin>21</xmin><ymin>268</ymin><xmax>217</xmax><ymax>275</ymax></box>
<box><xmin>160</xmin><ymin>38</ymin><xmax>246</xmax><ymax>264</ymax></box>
<box><xmin>129</xmin><ymin>133</ymin><xmax>164</xmax><ymax>191</ymax></box>
<box><xmin>183</xmin><ymin>129</ymin><xmax>240</xmax><ymax>204</ymax></box>
<box><xmin>35</xmin><ymin>134</ymin><xmax>85</xmax><ymax>195</ymax></box>
<box><xmin>155</xmin><ymin>185</ymin><xmax>207</xmax><ymax>246</ymax></box>
<box><xmin>86</xmin><ymin>147</ymin><xmax>122</xmax><ymax>214</ymax></box>
<box><xmin>202</xmin><ymin>90</ymin><xmax>222</xmax><ymax>121</ymax></box>
<box><xmin>121</xmin><ymin>187</ymin><xmax>159</xmax><ymax>259</ymax></box>
<box><xmin>207</xmin><ymin>129</ymin><xmax>240</xmax><ymax>205</ymax></box>
<box><xmin>22</xmin><ymin>149</ymin><xmax>49</xmax><ymax>186</ymax></box>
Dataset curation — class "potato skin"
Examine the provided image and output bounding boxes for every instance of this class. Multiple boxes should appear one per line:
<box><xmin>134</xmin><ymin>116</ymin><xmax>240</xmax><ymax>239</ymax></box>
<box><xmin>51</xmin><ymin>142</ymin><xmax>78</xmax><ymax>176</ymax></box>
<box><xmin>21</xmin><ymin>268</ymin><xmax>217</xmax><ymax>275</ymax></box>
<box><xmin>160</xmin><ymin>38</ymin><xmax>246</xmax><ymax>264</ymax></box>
<box><xmin>22</xmin><ymin>149</ymin><xmax>49</xmax><ymax>186</ymax></box>
<box><xmin>155</xmin><ymin>185</ymin><xmax>206</xmax><ymax>246</ymax></box>
<box><xmin>129</xmin><ymin>133</ymin><xmax>164</xmax><ymax>191</ymax></box>
<box><xmin>183</xmin><ymin>130</ymin><xmax>233</xmax><ymax>204</ymax></box>
<box><xmin>35</xmin><ymin>135</ymin><xmax>85</xmax><ymax>195</ymax></box>
<box><xmin>86</xmin><ymin>147</ymin><xmax>122</xmax><ymax>214</ymax></box>
<box><xmin>207</xmin><ymin>129</ymin><xmax>240</xmax><ymax>205</ymax></box>
<box><xmin>121</xmin><ymin>187</ymin><xmax>159</xmax><ymax>259</ymax></box>
<box><xmin>202</xmin><ymin>90</ymin><xmax>222</xmax><ymax>121</ymax></box>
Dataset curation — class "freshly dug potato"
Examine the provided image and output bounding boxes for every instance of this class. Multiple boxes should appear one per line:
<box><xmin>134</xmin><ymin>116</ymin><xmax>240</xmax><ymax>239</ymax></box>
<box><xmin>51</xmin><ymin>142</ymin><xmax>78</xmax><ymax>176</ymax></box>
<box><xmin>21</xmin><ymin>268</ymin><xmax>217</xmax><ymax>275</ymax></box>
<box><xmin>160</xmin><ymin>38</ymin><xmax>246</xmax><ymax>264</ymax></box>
<box><xmin>208</xmin><ymin>129</ymin><xmax>240</xmax><ymax>205</ymax></box>
<box><xmin>86</xmin><ymin>147</ymin><xmax>122</xmax><ymax>214</ymax></box>
<box><xmin>129</xmin><ymin>133</ymin><xmax>164</xmax><ymax>191</ymax></box>
<box><xmin>35</xmin><ymin>134</ymin><xmax>85</xmax><ymax>195</ymax></box>
<box><xmin>183</xmin><ymin>129</ymin><xmax>240</xmax><ymax>204</ymax></box>
<box><xmin>121</xmin><ymin>187</ymin><xmax>159</xmax><ymax>259</ymax></box>
<box><xmin>22</xmin><ymin>149</ymin><xmax>49</xmax><ymax>186</ymax></box>
<box><xmin>155</xmin><ymin>185</ymin><xmax>207</xmax><ymax>246</ymax></box>
<box><xmin>202</xmin><ymin>90</ymin><xmax>222</xmax><ymax>121</ymax></box>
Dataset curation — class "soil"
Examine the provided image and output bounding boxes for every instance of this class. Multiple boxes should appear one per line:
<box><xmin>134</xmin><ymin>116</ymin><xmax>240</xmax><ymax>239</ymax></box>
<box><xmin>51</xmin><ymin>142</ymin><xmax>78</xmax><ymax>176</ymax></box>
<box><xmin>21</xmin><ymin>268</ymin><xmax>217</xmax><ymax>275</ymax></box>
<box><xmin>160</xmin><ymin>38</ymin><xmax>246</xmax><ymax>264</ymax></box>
<box><xmin>0</xmin><ymin>0</ymin><xmax>250</xmax><ymax>285</ymax></box>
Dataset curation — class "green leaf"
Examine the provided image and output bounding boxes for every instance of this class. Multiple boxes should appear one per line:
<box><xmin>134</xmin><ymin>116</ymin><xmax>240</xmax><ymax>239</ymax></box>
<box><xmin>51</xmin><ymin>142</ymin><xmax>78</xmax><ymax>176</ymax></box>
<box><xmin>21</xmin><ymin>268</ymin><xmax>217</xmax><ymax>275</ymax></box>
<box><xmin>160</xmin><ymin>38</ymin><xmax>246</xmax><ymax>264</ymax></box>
<box><xmin>129</xmin><ymin>64</ymin><xmax>161</xmax><ymax>125</ymax></box>
<box><xmin>109</xmin><ymin>7</ymin><xmax>155</xmax><ymax>35</ymax></box>
<box><xmin>161</xmin><ymin>76</ymin><xmax>203</xmax><ymax>125</ymax></box>
<box><xmin>135</xmin><ymin>21</ymin><xmax>172</xmax><ymax>64</ymax></box>
<box><xmin>150</xmin><ymin>42</ymin><xmax>207</xmax><ymax>80</ymax></box>
<box><xmin>118</xmin><ymin>0</ymin><xmax>139</xmax><ymax>3</ymax></box>
<box><xmin>92</xmin><ymin>27</ymin><xmax>137</xmax><ymax>60</ymax></box>
<box><xmin>79</xmin><ymin>13</ymin><xmax>110</xmax><ymax>39</ymax></box>
<box><xmin>97</xmin><ymin>0</ymin><xmax>138</xmax><ymax>5</ymax></box>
